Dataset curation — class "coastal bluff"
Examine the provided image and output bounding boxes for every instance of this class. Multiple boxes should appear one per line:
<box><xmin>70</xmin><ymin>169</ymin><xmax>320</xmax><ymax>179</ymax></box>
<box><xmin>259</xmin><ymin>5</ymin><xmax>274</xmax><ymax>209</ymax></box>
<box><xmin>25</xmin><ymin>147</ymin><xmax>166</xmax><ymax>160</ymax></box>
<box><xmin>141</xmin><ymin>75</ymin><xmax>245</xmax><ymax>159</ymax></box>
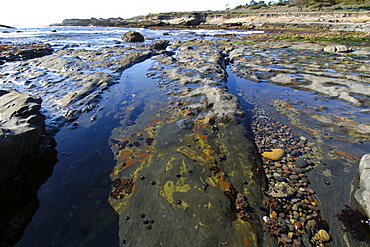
<box><xmin>54</xmin><ymin>8</ymin><xmax>370</xmax><ymax>32</ymax></box>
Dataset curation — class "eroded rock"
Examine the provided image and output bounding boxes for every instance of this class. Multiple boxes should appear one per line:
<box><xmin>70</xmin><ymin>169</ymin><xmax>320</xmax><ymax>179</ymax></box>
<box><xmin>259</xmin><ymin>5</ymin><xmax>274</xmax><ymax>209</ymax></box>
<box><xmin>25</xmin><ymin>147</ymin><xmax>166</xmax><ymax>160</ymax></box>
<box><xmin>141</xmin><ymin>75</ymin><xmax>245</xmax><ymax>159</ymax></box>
<box><xmin>0</xmin><ymin>89</ymin><xmax>45</xmax><ymax>177</ymax></box>
<box><xmin>148</xmin><ymin>39</ymin><xmax>244</xmax><ymax>123</ymax></box>
<box><xmin>355</xmin><ymin>153</ymin><xmax>370</xmax><ymax>218</ymax></box>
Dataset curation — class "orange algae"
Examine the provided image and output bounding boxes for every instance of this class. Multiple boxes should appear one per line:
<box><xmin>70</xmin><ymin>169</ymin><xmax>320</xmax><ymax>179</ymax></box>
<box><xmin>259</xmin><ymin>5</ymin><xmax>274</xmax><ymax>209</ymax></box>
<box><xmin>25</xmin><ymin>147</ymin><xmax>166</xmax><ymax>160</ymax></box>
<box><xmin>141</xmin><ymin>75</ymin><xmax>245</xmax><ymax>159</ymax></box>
<box><xmin>119</xmin><ymin>150</ymin><xmax>132</xmax><ymax>159</ymax></box>
<box><xmin>246</xmin><ymin>221</ymin><xmax>253</xmax><ymax>229</ymax></box>
<box><xmin>219</xmin><ymin>176</ymin><xmax>231</xmax><ymax>190</ymax></box>
<box><xmin>336</xmin><ymin>150</ymin><xmax>360</xmax><ymax>161</ymax></box>
<box><xmin>243</xmin><ymin>237</ymin><xmax>250</xmax><ymax>246</ymax></box>
<box><xmin>148</xmin><ymin>118</ymin><xmax>164</xmax><ymax>127</ymax></box>
<box><xmin>305</xmin><ymin>130</ymin><xmax>315</xmax><ymax>135</ymax></box>
<box><xmin>123</xmin><ymin>159</ymin><xmax>135</xmax><ymax>168</ymax></box>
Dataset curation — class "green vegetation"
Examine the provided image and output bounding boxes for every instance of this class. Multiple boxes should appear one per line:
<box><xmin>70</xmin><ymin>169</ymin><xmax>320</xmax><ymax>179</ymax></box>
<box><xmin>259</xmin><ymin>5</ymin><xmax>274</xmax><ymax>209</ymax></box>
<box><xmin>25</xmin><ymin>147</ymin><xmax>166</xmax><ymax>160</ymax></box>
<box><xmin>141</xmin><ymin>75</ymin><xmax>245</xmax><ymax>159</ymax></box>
<box><xmin>233</xmin><ymin>0</ymin><xmax>370</xmax><ymax>10</ymax></box>
<box><xmin>232</xmin><ymin>40</ymin><xmax>260</xmax><ymax>45</ymax></box>
<box><xmin>274</xmin><ymin>31</ymin><xmax>370</xmax><ymax>45</ymax></box>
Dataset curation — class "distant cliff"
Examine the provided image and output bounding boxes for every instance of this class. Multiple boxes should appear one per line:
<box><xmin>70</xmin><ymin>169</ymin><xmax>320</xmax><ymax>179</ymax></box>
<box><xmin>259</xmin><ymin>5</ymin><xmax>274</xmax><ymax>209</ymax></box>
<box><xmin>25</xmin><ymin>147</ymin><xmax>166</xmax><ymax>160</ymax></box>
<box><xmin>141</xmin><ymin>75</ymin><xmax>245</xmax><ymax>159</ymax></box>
<box><xmin>52</xmin><ymin>6</ymin><xmax>370</xmax><ymax>32</ymax></box>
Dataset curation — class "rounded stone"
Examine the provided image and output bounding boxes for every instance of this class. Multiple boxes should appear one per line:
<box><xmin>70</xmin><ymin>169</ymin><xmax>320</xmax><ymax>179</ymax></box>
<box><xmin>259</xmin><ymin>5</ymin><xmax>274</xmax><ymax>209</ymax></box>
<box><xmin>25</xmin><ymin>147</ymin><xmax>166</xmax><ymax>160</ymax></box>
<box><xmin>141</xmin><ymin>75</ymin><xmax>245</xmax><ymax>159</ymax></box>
<box><xmin>314</xmin><ymin>229</ymin><xmax>330</xmax><ymax>242</ymax></box>
<box><xmin>262</xmin><ymin>149</ymin><xmax>285</xmax><ymax>161</ymax></box>
<box><xmin>296</xmin><ymin>157</ymin><xmax>308</xmax><ymax>168</ymax></box>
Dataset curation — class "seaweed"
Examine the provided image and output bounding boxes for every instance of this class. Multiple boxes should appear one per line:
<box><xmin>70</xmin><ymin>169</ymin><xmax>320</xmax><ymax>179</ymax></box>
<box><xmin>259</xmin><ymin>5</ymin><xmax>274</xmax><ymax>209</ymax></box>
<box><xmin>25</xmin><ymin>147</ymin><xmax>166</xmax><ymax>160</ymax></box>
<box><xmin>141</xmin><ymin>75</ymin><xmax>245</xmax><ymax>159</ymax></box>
<box><xmin>334</xmin><ymin>204</ymin><xmax>370</xmax><ymax>243</ymax></box>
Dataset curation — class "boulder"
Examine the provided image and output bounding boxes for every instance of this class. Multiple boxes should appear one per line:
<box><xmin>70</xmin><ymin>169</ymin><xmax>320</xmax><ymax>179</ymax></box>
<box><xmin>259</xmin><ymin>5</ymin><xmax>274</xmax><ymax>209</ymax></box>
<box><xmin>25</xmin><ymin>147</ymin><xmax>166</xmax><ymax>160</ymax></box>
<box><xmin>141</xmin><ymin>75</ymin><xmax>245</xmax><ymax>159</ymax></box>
<box><xmin>0</xmin><ymin>89</ymin><xmax>45</xmax><ymax>179</ymax></box>
<box><xmin>122</xmin><ymin>31</ymin><xmax>145</xmax><ymax>42</ymax></box>
<box><xmin>323</xmin><ymin>45</ymin><xmax>352</xmax><ymax>53</ymax></box>
<box><xmin>150</xmin><ymin>40</ymin><xmax>170</xmax><ymax>50</ymax></box>
<box><xmin>355</xmin><ymin>153</ymin><xmax>370</xmax><ymax>218</ymax></box>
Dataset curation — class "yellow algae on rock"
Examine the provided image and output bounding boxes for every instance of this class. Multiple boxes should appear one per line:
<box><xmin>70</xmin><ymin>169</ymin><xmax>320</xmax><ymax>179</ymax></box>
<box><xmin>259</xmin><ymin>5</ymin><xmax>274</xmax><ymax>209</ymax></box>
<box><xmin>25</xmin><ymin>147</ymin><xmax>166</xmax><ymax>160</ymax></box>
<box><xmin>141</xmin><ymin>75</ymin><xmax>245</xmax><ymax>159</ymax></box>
<box><xmin>261</xmin><ymin>149</ymin><xmax>285</xmax><ymax>161</ymax></box>
<box><xmin>160</xmin><ymin>179</ymin><xmax>192</xmax><ymax>205</ymax></box>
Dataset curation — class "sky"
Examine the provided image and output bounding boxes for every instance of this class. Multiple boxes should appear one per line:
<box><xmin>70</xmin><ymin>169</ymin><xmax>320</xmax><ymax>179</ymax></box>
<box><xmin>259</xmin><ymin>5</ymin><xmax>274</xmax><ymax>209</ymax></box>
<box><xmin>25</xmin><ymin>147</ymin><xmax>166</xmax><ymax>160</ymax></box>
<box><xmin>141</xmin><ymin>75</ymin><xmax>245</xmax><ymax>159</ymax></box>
<box><xmin>1</xmin><ymin>0</ymin><xmax>250</xmax><ymax>27</ymax></box>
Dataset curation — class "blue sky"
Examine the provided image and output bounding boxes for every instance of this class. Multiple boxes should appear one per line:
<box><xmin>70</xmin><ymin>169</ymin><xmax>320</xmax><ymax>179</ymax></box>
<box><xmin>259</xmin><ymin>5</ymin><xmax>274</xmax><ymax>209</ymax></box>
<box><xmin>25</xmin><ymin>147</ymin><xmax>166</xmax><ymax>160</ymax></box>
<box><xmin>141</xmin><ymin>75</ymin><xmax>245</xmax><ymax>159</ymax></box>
<box><xmin>1</xmin><ymin>0</ymin><xmax>251</xmax><ymax>27</ymax></box>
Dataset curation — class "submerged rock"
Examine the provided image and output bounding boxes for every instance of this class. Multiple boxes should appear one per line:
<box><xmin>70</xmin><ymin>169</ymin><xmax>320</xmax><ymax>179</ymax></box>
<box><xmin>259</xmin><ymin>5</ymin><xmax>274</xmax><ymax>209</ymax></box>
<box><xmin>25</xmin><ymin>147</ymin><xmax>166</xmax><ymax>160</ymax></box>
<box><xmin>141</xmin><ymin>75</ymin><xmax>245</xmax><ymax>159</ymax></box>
<box><xmin>314</xmin><ymin>229</ymin><xmax>331</xmax><ymax>242</ymax></box>
<box><xmin>267</xmin><ymin>181</ymin><xmax>297</xmax><ymax>198</ymax></box>
<box><xmin>261</xmin><ymin>148</ymin><xmax>285</xmax><ymax>161</ymax></box>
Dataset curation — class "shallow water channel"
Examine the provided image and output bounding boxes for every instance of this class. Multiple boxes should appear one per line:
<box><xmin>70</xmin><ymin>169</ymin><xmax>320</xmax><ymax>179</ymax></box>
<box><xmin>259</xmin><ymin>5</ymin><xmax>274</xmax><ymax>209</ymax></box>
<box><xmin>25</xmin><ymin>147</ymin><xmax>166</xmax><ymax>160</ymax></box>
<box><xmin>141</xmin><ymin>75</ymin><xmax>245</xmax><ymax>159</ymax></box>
<box><xmin>16</xmin><ymin>60</ymin><xmax>159</xmax><ymax>246</ymax></box>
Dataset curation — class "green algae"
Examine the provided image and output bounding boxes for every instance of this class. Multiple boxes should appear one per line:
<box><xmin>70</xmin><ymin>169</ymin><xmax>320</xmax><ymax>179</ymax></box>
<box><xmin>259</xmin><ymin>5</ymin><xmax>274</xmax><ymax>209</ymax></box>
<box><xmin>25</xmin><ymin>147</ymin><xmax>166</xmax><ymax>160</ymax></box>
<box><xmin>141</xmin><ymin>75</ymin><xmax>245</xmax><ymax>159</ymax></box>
<box><xmin>275</xmin><ymin>31</ymin><xmax>370</xmax><ymax>45</ymax></box>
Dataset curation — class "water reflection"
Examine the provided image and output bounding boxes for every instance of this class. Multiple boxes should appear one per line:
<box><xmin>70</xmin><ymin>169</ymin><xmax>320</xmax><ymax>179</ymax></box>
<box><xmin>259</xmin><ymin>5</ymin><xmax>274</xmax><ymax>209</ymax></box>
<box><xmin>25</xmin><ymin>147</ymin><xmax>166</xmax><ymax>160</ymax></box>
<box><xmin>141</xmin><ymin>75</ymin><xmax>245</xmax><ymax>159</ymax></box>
<box><xmin>0</xmin><ymin>138</ymin><xmax>58</xmax><ymax>246</ymax></box>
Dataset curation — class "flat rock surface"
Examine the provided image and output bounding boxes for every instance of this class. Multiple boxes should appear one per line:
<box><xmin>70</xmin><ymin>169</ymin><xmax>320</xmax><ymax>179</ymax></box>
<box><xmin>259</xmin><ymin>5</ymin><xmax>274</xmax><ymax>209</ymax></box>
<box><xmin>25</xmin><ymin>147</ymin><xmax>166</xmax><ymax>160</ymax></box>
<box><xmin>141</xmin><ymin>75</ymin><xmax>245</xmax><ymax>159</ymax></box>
<box><xmin>108</xmin><ymin>40</ymin><xmax>275</xmax><ymax>246</ymax></box>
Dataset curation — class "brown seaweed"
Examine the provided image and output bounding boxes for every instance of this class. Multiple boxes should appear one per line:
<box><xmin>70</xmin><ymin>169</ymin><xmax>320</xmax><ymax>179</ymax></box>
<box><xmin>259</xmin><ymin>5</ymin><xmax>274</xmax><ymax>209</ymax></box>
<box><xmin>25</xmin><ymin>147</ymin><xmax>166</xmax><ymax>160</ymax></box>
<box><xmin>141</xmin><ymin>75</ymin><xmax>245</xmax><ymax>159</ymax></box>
<box><xmin>334</xmin><ymin>204</ymin><xmax>370</xmax><ymax>243</ymax></box>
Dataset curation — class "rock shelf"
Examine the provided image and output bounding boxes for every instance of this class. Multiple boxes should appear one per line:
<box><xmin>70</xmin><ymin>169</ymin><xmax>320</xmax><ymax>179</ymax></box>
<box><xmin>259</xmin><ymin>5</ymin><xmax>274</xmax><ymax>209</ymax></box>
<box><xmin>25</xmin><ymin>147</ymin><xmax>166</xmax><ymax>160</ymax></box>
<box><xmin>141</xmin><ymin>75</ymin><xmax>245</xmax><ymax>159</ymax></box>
<box><xmin>1</xmin><ymin>29</ymin><xmax>370</xmax><ymax>246</ymax></box>
<box><xmin>108</xmin><ymin>40</ymin><xmax>276</xmax><ymax>246</ymax></box>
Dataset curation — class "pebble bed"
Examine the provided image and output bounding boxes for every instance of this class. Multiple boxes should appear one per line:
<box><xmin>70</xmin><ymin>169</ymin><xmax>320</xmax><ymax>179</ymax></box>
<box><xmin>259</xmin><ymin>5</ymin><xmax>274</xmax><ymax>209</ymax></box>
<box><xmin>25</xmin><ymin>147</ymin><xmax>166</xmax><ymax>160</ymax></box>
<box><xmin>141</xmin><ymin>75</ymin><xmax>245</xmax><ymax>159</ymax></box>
<box><xmin>243</xmin><ymin>91</ymin><xmax>331</xmax><ymax>246</ymax></box>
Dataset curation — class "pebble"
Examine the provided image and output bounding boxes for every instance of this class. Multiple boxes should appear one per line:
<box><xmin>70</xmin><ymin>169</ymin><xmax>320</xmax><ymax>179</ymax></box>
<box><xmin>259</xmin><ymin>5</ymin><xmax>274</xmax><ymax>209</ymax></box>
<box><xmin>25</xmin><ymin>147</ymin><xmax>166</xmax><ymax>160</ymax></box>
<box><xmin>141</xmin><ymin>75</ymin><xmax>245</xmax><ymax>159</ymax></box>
<box><xmin>314</xmin><ymin>229</ymin><xmax>331</xmax><ymax>242</ymax></box>
<box><xmin>249</xmin><ymin>104</ymin><xmax>324</xmax><ymax>246</ymax></box>
<box><xmin>306</xmin><ymin>188</ymin><xmax>315</xmax><ymax>194</ymax></box>
<box><xmin>280</xmin><ymin>234</ymin><xmax>292</xmax><ymax>243</ymax></box>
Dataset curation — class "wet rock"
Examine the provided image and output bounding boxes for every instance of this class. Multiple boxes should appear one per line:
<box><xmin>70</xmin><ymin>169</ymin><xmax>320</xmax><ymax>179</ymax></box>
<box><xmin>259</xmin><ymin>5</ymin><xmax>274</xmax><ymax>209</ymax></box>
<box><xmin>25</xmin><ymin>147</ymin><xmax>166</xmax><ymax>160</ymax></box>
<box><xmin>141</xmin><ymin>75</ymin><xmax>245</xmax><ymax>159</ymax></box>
<box><xmin>0</xmin><ymin>43</ymin><xmax>53</xmax><ymax>64</ymax></box>
<box><xmin>314</xmin><ymin>229</ymin><xmax>330</xmax><ymax>242</ymax></box>
<box><xmin>108</xmin><ymin>86</ymin><xmax>276</xmax><ymax>246</ymax></box>
<box><xmin>0</xmin><ymin>89</ymin><xmax>45</xmax><ymax>174</ymax></box>
<box><xmin>148</xmin><ymin>39</ymin><xmax>244</xmax><ymax>123</ymax></box>
<box><xmin>150</xmin><ymin>40</ymin><xmax>170</xmax><ymax>50</ymax></box>
<box><xmin>355</xmin><ymin>153</ymin><xmax>370</xmax><ymax>218</ymax></box>
<box><xmin>121</xmin><ymin>31</ymin><xmax>144</xmax><ymax>42</ymax></box>
<box><xmin>270</xmin><ymin>73</ymin><xmax>295</xmax><ymax>85</ymax></box>
<box><xmin>280</xmin><ymin>233</ymin><xmax>292</xmax><ymax>243</ymax></box>
<box><xmin>176</xmin><ymin>118</ymin><xmax>194</xmax><ymax>129</ymax></box>
<box><xmin>295</xmin><ymin>157</ymin><xmax>309</xmax><ymax>168</ymax></box>
<box><xmin>262</xmin><ymin>148</ymin><xmax>285</xmax><ymax>161</ymax></box>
